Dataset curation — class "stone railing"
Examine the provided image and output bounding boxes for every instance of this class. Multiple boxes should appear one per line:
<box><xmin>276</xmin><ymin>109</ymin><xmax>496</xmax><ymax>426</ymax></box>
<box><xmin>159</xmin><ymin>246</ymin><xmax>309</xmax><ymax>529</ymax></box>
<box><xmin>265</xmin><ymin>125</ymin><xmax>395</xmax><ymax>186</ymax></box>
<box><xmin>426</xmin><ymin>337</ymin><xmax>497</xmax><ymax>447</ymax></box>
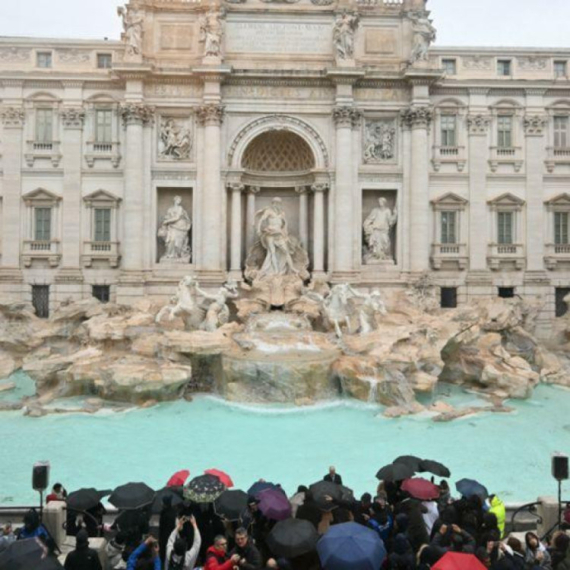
<box><xmin>356</xmin><ymin>0</ymin><xmax>404</xmax><ymax>7</ymax></box>
<box><xmin>85</xmin><ymin>141</ymin><xmax>121</xmax><ymax>168</ymax></box>
<box><xmin>430</xmin><ymin>243</ymin><xmax>468</xmax><ymax>270</ymax></box>
<box><xmin>545</xmin><ymin>147</ymin><xmax>570</xmax><ymax>173</ymax></box>
<box><xmin>22</xmin><ymin>240</ymin><xmax>61</xmax><ymax>267</ymax></box>
<box><xmin>24</xmin><ymin>140</ymin><xmax>62</xmax><ymax>167</ymax></box>
<box><xmin>82</xmin><ymin>241</ymin><xmax>120</xmax><ymax>268</ymax></box>
<box><xmin>487</xmin><ymin>243</ymin><xmax>525</xmax><ymax>270</ymax></box>
<box><xmin>545</xmin><ymin>243</ymin><xmax>570</xmax><ymax>270</ymax></box>
<box><xmin>489</xmin><ymin>146</ymin><xmax>523</xmax><ymax>172</ymax></box>
<box><xmin>432</xmin><ymin>145</ymin><xmax>467</xmax><ymax>172</ymax></box>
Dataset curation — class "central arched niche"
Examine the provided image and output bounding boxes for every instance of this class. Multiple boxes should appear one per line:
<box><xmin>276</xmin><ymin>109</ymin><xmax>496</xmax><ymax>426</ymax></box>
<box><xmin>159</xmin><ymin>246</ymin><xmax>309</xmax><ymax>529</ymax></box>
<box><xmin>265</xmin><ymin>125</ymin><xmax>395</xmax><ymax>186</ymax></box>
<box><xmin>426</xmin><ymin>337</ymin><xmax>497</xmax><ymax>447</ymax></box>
<box><xmin>241</xmin><ymin>130</ymin><xmax>316</xmax><ymax>173</ymax></box>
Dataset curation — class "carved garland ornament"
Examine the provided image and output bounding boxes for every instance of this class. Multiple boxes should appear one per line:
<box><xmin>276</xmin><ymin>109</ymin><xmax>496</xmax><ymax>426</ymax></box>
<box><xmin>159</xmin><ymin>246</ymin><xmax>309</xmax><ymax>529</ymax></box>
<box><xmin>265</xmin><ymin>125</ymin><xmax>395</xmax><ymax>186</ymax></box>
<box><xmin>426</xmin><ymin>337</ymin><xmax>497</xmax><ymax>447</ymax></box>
<box><xmin>1</xmin><ymin>107</ymin><xmax>25</xmax><ymax>127</ymax></box>
<box><xmin>228</xmin><ymin>115</ymin><xmax>330</xmax><ymax>168</ymax></box>
<box><xmin>196</xmin><ymin>104</ymin><xmax>224</xmax><ymax>126</ymax></box>
<box><xmin>523</xmin><ymin>115</ymin><xmax>547</xmax><ymax>136</ymax></box>
<box><xmin>60</xmin><ymin>107</ymin><xmax>86</xmax><ymax>128</ymax></box>
<box><xmin>120</xmin><ymin>103</ymin><xmax>155</xmax><ymax>126</ymax></box>
<box><xmin>467</xmin><ymin>114</ymin><xmax>491</xmax><ymax>135</ymax></box>
<box><xmin>400</xmin><ymin>107</ymin><xmax>432</xmax><ymax>128</ymax></box>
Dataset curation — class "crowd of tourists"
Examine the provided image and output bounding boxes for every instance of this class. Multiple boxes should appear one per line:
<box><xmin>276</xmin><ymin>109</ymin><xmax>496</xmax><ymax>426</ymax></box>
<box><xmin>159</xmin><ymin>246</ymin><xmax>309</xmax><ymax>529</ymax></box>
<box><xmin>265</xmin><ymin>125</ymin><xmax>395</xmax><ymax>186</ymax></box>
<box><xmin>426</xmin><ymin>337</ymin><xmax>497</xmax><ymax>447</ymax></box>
<box><xmin>1</xmin><ymin>462</ymin><xmax>570</xmax><ymax>570</ymax></box>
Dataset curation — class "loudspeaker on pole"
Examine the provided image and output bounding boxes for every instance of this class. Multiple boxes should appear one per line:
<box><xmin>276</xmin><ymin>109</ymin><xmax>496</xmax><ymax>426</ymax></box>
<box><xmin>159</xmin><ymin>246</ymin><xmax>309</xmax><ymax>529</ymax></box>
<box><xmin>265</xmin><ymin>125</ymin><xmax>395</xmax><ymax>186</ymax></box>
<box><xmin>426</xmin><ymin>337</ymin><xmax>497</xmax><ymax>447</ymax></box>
<box><xmin>32</xmin><ymin>461</ymin><xmax>50</xmax><ymax>491</ymax></box>
<box><xmin>552</xmin><ymin>453</ymin><xmax>569</xmax><ymax>481</ymax></box>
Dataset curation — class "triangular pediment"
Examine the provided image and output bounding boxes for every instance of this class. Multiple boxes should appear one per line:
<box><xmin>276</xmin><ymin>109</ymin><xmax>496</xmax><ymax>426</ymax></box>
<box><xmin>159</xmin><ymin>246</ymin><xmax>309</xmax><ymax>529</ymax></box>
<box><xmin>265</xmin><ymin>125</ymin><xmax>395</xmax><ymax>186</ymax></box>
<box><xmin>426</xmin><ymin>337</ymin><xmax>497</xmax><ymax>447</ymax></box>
<box><xmin>431</xmin><ymin>192</ymin><xmax>469</xmax><ymax>206</ymax></box>
<box><xmin>22</xmin><ymin>188</ymin><xmax>61</xmax><ymax>203</ymax></box>
<box><xmin>487</xmin><ymin>192</ymin><xmax>526</xmax><ymax>207</ymax></box>
<box><xmin>545</xmin><ymin>193</ymin><xmax>570</xmax><ymax>206</ymax></box>
<box><xmin>83</xmin><ymin>189</ymin><xmax>122</xmax><ymax>204</ymax></box>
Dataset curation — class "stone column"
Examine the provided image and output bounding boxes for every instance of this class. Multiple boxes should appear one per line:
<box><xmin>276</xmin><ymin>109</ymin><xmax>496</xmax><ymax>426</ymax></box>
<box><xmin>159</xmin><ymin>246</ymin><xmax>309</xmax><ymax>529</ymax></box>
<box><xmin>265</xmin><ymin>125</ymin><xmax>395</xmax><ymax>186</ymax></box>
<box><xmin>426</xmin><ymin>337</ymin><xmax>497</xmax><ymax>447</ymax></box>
<box><xmin>524</xmin><ymin>113</ymin><xmax>547</xmax><ymax>272</ymax></box>
<box><xmin>467</xmin><ymin>112</ymin><xmax>491</xmax><ymax>272</ymax></box>
<box><xmin>197</xmin><ymin>104</ymin><xmax>225</xmax><ymax>280</ymax></box>
<box><xmin>229</xmin><ymin>183</ymin><xmax>244</xmax><ymax>275</ymax></box>
<box><xmin>311</xmin><ymin>184</ymin><xmax>327</xmax><ymax>275</ymax></box>
<box><xmin>332</xmin><ymin>106</ymin><xmax>360</xmax><ymax>279</ymax></box>
<box><xmin>401</xmin><ymin>106</ymin><xmax>432</xmax><ymax>273</ymax></box>
<box><xmin>246</xmin><ymin>186</ymin><xmax>260</xmax><ymax>252</ymax></box>
<box><xmin>296</xmin><ymin>186</ymin><xmax>309</xmax><ymax>250</ymax></box>
<box><xmin>120</xmin><ymin>104</ymin><xmax>154</xmax><ymax>273</ymax></box>
<box><xmin>0</xmin><ymin>107</ymin><xmax>25</xmax><ymax>271</ymax></box>
<box><xmin>60</xmin><ymin>107</ymin><xmax>85</xmax><ymax>271</ymax></box>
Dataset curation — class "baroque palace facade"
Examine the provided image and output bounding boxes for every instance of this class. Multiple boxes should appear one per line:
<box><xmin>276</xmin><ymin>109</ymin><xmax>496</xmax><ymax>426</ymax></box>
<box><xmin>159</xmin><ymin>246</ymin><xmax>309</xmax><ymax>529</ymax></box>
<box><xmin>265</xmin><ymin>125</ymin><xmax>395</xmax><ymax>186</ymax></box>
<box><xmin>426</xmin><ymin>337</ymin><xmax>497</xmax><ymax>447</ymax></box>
<box><xmin>1</xmin><ymin>0</ymin><xmax>570</xmax><ymax>326</ymax></box>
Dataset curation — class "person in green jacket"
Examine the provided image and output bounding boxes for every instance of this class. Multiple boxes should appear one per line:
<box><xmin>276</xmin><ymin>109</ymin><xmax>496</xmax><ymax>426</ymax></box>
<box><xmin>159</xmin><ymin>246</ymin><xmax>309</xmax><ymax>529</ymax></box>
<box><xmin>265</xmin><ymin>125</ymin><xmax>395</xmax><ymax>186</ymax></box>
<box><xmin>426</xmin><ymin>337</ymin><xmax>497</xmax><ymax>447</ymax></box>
<box><xmin>488</xmin><ymin>494</ymin><xmax>506</xmax><ymax>539</ymax></box>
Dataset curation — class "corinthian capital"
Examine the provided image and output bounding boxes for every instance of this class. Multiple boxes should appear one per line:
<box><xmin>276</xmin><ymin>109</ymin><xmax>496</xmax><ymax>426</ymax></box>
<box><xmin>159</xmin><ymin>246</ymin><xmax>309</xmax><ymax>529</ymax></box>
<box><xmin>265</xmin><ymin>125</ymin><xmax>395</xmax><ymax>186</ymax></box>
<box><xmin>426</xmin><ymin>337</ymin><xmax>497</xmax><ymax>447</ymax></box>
<box><xmin>120</xmin><ymin>103</ymin><xmax>155</xmax><ymax>126</ymax></box>
<box><xmin>197</xmin><ymin>104</ymin><xmax>224</xmax><ymax>126</ymax></box>
<box><xmin>523</xmin><ymin>115</ymin><xmax>547</xmax><ymax>136</ymax></box>
<box><xmin>400</xmin><ymin>106</ymin><xmax>432</xmax><ymax>129</ymax></box>
<box><xmin>333</xmin><ymin>106</ymin><xmax>362</xmax><ymax>128</ymax></box>
<box><xmin>60</xmin><ymin>107</ymin><xmax>86</xmax><ymax>129</ymax></box>
<box><xmin>467</xmin><ymin>114</ymin><xmax>491</xmax><ymax>135</ymax></box>
<box><xmin>1</xmin><ymin>107</ymin><xmax>25</xmax><ymax>128</ymax></box>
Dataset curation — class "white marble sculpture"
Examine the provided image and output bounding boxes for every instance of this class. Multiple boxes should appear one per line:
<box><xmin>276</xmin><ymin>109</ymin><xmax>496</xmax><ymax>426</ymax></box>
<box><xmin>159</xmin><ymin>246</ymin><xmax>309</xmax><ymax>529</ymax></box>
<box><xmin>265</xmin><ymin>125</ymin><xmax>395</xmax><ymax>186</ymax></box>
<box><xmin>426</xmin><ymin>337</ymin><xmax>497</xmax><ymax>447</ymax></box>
<box><xmin>159</xmin><ymin>119</ymin><xmax>191</xmax><ymax>160</ymax></box>
<box><xmin>358</xmin><ymin>288</ymin><xmax>387</xmax><ymax>334</ymax></box>
<box><xmin>363</xmin><ymin>121</ymin><xmax>396</xmax><ymax>163</ymax></box>
<box><xmin>195</xmin><ymin>281</ymin><xmax>239</xmax><ymax>332</ymax></box>
<box><xmin>363</xmin><ymin>198</ymin><xmax>398</xmax><ymax>263</ymax></box>
<box><xmin>117</xmin><ymin>5</ymin><xmax>144</xmax><ymax>58</ymax></box>
<box><xmin>199</xmin><ymin>8</ymin><xmax>224</xmax><ymax>58</ymax></box>
<box><xmin>408</xmin><ymin>11</ymin><xmax>436</xmax><ymax>63</ymax></box>
<box><xmin>157</xmin><ymin>196</ymin><xmax>192</xmax><ymax>263</ymax></box>
<box><xmin>306</xmin><ymin>283</ymin><xmax>361</xmax><ymax>337</ymax></box>
<box><xmin>333</xmin><ymin>12</ymin><xmax>359</xmax><ymax>60</ymax></box>
<box><xmin>245</xmin><ymin>198</ymin><xmax>309</xmax><ymax>281</ymax></box>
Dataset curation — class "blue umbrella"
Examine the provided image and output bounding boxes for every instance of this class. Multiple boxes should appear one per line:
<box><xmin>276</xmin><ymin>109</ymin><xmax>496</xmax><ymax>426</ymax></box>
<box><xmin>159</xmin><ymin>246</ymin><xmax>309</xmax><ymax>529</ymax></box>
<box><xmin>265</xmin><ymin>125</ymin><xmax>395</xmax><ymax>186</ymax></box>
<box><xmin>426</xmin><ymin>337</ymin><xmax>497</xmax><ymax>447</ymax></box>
<box><xmin>247</xmin><ymin>481</ymin><xmax>283</xmax><ymax>499</ymax></box>
<box><xmin>455</xmin><ymin>478</ymin><xmax>488</xmax><ymax>499</ymax></box>
<box><xmin>317</xmin><ymin>522</ymin><xmax>387</xmax><ymax>570</ymax></box>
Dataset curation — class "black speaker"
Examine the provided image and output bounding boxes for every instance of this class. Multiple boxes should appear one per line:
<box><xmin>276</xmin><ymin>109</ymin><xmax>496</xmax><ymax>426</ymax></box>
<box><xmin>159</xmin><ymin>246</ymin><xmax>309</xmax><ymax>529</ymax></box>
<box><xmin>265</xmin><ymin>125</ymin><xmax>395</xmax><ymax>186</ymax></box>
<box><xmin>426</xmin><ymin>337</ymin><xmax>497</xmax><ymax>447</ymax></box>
<box><xmin>552</xmin><ymin>454</ymin><xmax>569</xmax><ymax>481</ymax></box>
<box><xmin>32</xmin><ymin>461</ymin><xmax>50</xmax><ymax>492</ymax></box>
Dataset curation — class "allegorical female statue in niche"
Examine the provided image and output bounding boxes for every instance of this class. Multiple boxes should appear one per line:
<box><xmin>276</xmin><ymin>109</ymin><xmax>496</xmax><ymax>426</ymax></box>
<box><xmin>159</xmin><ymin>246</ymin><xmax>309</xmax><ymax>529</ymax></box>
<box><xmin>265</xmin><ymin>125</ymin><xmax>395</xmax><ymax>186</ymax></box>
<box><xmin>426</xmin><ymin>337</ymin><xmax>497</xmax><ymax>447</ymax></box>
<box><xmin>157</xmin><ymin>196</ymin><xmax>192</xmax><ymax>262</ymax></box>
<box><xmin>363</xmin><ymin>197</ymin><xmax>398</xmax><ymax>263</ymax></box>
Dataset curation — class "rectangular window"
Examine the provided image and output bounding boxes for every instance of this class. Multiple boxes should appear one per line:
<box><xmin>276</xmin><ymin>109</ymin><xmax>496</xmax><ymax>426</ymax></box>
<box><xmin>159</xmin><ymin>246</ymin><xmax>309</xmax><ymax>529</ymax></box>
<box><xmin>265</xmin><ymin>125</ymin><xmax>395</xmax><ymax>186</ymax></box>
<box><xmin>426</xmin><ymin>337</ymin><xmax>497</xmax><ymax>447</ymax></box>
<box><xmin>94</xmin><ymin>208</ymin><xmax>111</xmax><ymax>242</ymax></box>
<box><xmin>497</xmin><ymin>211</ymin><xmax>514</xmax><ymax>244</ymax></box>
<box><xmin>34</xmin><ymin>208</ymin><xmax>52</xmax><ymax>241</ymax></box>
<box><xmin>36</xmin><ymin>52</ymin><xmax>52</xmax><ymax>68</ymax></box>
<box><xmin>498</xmin><ymin>59</ymin><xmax>512</xmax><ymax>76</ymax></box>
<box><xmin>497</xmin><ymin>116</ymin><xmax>513</xmax><ymax>148</ymax></box>
<box><xmin>35</xmin><ymin>109</ymin><xmax>53</xmax><ymax>143</ymax></box>
<box><xmin>440</xmin><ymin>115</ymin><xmax>457</xmax><ymax>147</ymax></box>
<box><xmin>440</xmin><ymin>211</ymin><xmax>457</xmax><ymax>244</ymax></box>
<box><xmin>97</xmin><ymin>53</ymin><xmax>112</xmax><ymax>69</ymax></box>
<box><xmin>555</xmin><ymin>61</ymin><xmax>567</xmax><ymax>78</ymax></box>
<box><xmin>556</xmin><ymin>287</ymin><xmax>570</xmax><ymax>317</ymax></box>
<box><xmin>498</xmin><ymin>287</ymin><xmax>515</xmax><ymax>299</ymax></box>
<box><xmin>554</xmin><ymin>116</ymin><xmax>569</xmax><ymax>148</ymax></box>
<box><xmin>442</xmin><ymin>59</ymin><xmax>457</xmax><ymax>75</ymax></box>
<box><xmin>440</xmin><ymin>287</ymin><xmax>458</xmax><ymax>309</ymax></box>
<box><xmin>95</xmin><ymin>110</ymin><xmax>113</xmax><ymax>143</ymax></box>
<box><xmin>92</xmin><ymin>285</ymin><xmax>110</xmax><ymax>304</ymax></box>
<box><xmin>32</xmin><ymin>285</ymin><xmax>50</xmax><ymax>318</ymax></box>
<box><xmin>555</xmin><ymin>212</ymin><xmax>569</xmax><ymax>245</ymax></box>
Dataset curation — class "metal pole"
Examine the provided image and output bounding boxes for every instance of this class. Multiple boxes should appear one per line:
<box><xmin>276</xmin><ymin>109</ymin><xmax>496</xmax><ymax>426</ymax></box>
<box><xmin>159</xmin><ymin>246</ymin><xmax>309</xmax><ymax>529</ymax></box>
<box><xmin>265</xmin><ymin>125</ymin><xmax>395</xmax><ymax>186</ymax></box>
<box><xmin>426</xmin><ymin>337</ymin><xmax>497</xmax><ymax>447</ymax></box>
<box><xmin>559</xmin><ymin>479</ymin><xmax>563</xmax><ymax>530</ymax></box>
<box><xmin>39</xmin><ymin>490</ymin><xmax>43</xmax><ymax>522</ymax></box>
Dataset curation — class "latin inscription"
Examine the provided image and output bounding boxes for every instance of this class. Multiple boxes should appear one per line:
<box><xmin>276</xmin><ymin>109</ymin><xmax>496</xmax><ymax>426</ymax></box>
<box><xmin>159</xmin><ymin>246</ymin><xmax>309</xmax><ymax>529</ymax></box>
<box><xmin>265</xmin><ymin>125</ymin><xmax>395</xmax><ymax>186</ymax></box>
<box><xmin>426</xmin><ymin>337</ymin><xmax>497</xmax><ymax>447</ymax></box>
<box><xmin>226</xmin><ymin>21</ymin><xmax>332</xmax><ymax>55</ymax></box>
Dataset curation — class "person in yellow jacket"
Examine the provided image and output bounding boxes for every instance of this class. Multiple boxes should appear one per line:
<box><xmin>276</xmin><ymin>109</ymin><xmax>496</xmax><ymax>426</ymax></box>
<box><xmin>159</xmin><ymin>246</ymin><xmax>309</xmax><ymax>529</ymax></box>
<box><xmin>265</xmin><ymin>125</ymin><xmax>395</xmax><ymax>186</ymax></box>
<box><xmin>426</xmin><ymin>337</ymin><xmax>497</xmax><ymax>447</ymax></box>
<box><xmin>488</xmin><ymin>494</ymin><xmax>506</xmax><ymax>538</ymax></box>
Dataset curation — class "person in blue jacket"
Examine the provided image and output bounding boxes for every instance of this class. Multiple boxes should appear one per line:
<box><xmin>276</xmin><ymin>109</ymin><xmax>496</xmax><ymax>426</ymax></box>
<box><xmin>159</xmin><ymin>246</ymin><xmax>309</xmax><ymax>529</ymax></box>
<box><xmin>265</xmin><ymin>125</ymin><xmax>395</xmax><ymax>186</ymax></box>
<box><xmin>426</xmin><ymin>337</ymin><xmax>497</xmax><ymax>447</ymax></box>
<box><xmin>127</xmin><ymin>536</ymin><xmax>162</xmax><ymax>570</ymax></box>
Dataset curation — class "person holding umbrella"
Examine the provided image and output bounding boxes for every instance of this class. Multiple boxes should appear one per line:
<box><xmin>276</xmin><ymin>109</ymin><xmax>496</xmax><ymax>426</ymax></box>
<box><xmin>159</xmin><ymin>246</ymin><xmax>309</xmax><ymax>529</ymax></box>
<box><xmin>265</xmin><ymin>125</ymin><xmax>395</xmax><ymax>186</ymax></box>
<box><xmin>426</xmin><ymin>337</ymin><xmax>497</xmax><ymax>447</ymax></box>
<box><xmin>165</xmin><ymin>515</ymin><xmax>201</xmax><ymax>570</ymax></box>
<box><xmin>230</xmin><ymin>528</ymin><xmax>263</xmax><ymax>570</ymax></box>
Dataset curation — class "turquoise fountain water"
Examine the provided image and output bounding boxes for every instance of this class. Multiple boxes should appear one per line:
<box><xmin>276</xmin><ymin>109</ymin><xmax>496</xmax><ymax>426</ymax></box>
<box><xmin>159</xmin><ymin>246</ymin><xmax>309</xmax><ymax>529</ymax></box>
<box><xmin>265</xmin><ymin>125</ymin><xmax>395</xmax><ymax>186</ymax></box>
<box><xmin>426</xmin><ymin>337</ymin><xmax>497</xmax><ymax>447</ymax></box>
<box><xmin>1</xmin><ymin>371</ymin><xmax>569</xmax><ymax>505</ymax></box>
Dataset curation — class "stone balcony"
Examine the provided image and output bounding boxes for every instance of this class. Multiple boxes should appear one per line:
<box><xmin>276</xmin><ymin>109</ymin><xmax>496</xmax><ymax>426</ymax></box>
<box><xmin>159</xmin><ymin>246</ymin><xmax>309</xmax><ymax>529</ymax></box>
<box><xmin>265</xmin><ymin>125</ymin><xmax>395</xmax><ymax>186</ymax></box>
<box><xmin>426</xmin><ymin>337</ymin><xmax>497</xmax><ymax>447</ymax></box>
<box><xmin>487</xmin><ymin>243</ymin><xmax>525</xmax><ymax>271</ymax></box>
<box><xmin>489</xmin><ymin>146</ymin><xmax>523</xmax><ymax>173</ymax></box>
<box><xmin>22</xmin><ymin>240</ymin><xmax>61</xmax><ymax>267</ymax></box>
<box><xmin>545</xmin><ymin>243</ymin><xmax>570</xmax><ymax>270</ymax></box>
<box><xmin>24</xmin><ymin>140</ymin><xmax>62</xmax><ymax>167</ymax></box>
<box><xmin>545</xmin><ymin>147</ymin><xmax>570</xmax><ymax>173</ymax></box>
<box><xmin>432</xmin><ymin>146</ymin><xmax>467</xmax><ymax>172</ymax></box>
<box><xmin>82</xmin><ymin>241</ymin><xmax>120</xmax><ymax>268</ymax></box>
<box><xmin>430</xmin><ymin>243</ymin><xmax>468</xmax><ymax>270</ymax></box>
<box><xmin>85</xmin><ymin>141</ymin><xmax>121</xmax><ymax>168</ymax></box>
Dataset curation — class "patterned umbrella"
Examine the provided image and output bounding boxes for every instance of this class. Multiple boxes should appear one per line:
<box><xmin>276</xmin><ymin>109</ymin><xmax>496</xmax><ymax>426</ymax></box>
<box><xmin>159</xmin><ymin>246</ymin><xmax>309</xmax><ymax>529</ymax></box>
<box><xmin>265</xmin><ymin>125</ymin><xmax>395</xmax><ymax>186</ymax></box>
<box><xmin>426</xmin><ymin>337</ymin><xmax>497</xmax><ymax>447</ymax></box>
<box><xmin>205</xmin><ymin>469</ymin><xmax>234</xmax><ymax>488</ymax></box>
<box><xmin>109</xmin><ymin>482</ymin><xmax>155</xmax><ymax>510</ymax></box>
<box><xmin>184</xmin><ymin>474</ymin><xmax>226</xmax><ymax>503</ymax></box>
<box><xmin>258</xmin><ymin>488</ymin><xmax>292</xmax><ymax>521</ymax></box>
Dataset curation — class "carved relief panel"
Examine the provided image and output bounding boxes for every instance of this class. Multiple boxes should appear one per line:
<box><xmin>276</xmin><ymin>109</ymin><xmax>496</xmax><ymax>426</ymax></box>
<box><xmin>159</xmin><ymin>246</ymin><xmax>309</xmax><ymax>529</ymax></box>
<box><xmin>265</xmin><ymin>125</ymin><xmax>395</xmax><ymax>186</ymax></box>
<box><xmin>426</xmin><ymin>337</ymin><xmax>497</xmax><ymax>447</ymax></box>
<box><xmin>362</xmin><ymin>119</ymin><xmax>397</xmax><ymax>164</ymax></box>
<box><xmin>157</xmin><ymin>116</ymin><xmax>193</xmax><ymax>161</ymax></box>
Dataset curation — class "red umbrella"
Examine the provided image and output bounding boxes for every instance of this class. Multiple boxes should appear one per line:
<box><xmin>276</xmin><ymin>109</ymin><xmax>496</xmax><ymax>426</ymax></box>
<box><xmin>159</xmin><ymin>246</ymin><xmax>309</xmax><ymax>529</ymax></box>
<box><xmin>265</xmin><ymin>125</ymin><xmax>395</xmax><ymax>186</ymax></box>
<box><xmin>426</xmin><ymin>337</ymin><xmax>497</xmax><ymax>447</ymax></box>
<box><xmin>167</xmin><ymin>470</ymin><xmax>190</xmax><ymax>488</ymax></box>
<box><xmin>432</xmin><ymin>552</ymin><xmax>487</xmax><ymax>570</ymax></box>
<box><xmin>401</xmin><ymin>478</ymin><xmax>440</xmax><ymax>501</ymax></box>
<box><xmin>205</xmin><ymin>469</ymin><xmax>234</xmax><ymax>488</ymax></box>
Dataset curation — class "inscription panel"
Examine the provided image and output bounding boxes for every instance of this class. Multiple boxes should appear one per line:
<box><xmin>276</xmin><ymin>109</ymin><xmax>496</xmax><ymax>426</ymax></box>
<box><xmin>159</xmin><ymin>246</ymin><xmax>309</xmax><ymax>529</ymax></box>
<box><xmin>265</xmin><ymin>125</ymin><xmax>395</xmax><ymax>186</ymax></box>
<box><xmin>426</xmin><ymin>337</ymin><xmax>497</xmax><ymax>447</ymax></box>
<box><xmin>160</xmin><ymin>24</ymin><xmax>195</xmax><ymax>50</ymax></box>
<box><xmin>226</xmin><ymin>21</ymin><xmax>332</xmax><ymax>55</ymax></box>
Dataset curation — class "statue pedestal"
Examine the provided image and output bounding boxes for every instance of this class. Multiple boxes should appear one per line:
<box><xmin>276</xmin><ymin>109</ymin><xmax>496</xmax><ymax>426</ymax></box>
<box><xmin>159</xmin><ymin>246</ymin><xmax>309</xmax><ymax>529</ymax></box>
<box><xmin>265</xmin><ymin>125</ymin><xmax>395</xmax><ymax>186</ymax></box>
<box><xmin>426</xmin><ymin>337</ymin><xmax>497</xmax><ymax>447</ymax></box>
<box><xmin>363</xmin><ymin>257</ymin><xmax>396</xmax><ymax>267</ymax></box>
<box><xmin>159</xmin><ymin>256</ymin><xmax>191</xmax><ymax>265</ymax></box>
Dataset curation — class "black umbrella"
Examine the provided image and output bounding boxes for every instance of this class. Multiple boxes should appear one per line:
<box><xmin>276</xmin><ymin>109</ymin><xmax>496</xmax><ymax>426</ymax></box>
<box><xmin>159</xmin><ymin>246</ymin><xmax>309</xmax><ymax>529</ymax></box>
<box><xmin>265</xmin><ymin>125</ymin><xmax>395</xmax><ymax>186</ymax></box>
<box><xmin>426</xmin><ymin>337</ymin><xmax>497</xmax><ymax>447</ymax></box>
<box><xmin>67</xmin><ymin>488</ymin><xmax>111</xmax><ymax>512</ymax></box>
<box><xmin>109</xmin><ymin>482</ymin><xmax>155</xmax><ymax>510</ymax></box>
<box><xmin>151</xmin><ymin>486</ymin><xmax>184</xmax><ymax>514</ymax></box>
<box><xmin>375</xmin><ymin>463</ymin><xmax>415</xmax><ymax>482</ymax></box>
<box><xmin>0</xmin><ymin>538</ymin><xmax>64</xmax><ymax>570</ymax></box>
<box><xmin>419</xmin><ymin>459</ymin><xmax>451</xmax><ymax>478</ymax></box>
<box><xmin>309</xmin><ymin>481</ymin><xmax>344</xmax><ymax>512</ymax></box>
<box><xmin>214</xmin><ymin>489</ymin><xmax>249</xmax><ymax>521</ymax></box>
<box><xmin>267</xmin><ymin>518</ymin><xmax>319</xmax><ymax>558</ymax></box>
<box><xmin>394</xmin><ymin>455</ymin><xmax>423</xmax><ymax>472</ymax></box>
<box><xmin>184</xmin><ymin>474</ymin><xmax>226</xmax><ymax>503</ymax></box>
